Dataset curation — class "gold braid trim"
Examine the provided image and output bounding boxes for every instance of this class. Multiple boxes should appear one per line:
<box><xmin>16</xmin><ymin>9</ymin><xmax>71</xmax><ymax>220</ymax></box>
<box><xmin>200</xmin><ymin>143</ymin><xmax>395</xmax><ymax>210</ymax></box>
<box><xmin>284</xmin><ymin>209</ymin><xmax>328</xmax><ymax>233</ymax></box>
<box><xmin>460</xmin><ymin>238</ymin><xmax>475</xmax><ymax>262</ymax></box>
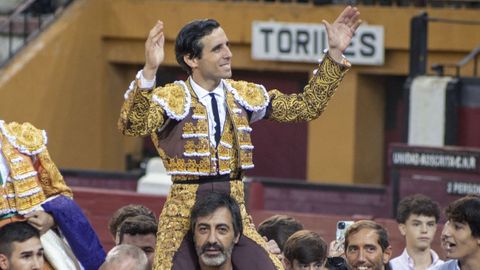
<box><xmin>36</xmin><ymin>149</ymin><xmax>73</xmax><ymax>198</ymax></box>
<box><xmin>153</xmin><ymin>183</ymin><xmax>198</xmax><ymax>270</ymax></box>
<box><xmin>230</xmin><ymin>181</ymin><xmax>284</xmax><ymax>270</ymax></box>
<box><xmin>0</xmin><ymin>134</ymin><xmax>46</xmax><ymax>215</ymax></box>
<box><xmin>225</xmin><ymin>80</ymin><xmax>269</xmax><ymax>111</ymax></box>
<box><xmin>152</xmin><ymin>82</ymin><xmax>190</xmax><ymax>121</ymax></box>
<box><xmin>267</xmin><ymin>54</ymin><xmax>349</xmax><ymax>123</ymax></box>
<box><xmin>118</xmin><ymin>82</ymin><xmax>166</xmax><ymax>137</ymax></box>
<box><xmin>1</xmin><ymin>122</ymin><xmax>46</xmax><ymax>154</ymax></box>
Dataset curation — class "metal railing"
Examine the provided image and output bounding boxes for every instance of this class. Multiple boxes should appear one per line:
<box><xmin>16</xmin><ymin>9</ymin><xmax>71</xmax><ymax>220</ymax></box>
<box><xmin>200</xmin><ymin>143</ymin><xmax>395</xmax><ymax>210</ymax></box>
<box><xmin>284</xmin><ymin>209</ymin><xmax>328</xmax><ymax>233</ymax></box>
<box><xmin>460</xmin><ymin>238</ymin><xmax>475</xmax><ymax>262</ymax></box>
<box><xmin>432</xmin><ymin>47</ymin><xmax>480</xmax><ymax>77</ymax></box>
<box><xmin>0</xmin><ymin>0</ymin><xmax>74</xmax><ymax>67</ymax></box>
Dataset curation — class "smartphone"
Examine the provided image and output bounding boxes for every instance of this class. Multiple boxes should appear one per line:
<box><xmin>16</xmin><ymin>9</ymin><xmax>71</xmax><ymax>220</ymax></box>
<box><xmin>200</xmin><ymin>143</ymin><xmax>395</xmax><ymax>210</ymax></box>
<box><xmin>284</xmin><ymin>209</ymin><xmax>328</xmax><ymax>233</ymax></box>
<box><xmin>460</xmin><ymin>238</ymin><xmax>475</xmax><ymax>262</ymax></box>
<box><xmin>336</xmin><ymin>220</ymin><xmax>354</xmax><ymax>241</ymax></box>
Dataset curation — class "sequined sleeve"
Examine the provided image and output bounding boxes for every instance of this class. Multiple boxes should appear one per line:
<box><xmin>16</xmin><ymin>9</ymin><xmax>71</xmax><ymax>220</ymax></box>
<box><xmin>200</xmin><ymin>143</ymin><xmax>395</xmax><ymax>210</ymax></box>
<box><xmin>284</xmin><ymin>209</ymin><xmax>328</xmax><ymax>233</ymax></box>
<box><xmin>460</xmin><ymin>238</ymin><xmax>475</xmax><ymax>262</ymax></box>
<box><xmin>118</xmin><ymin>81</ymin><xmax>167</xmax><ymax>137</ymax></box>
<box><xmin>35</xmin><ymin>149</ymin><xmax>73</xmax><ymax>198</ymax></box>
<box><xmin>266</xmin><ymin>54</ymin><xmax>350</xmax><ymax>122</ymax></box>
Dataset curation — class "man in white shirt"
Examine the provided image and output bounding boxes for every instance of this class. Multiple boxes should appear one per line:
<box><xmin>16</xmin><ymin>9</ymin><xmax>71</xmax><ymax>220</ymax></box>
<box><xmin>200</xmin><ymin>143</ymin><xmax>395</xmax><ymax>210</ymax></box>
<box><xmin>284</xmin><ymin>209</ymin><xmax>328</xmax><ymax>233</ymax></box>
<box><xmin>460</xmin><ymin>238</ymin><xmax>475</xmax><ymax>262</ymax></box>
<box><xmin>390</xmin><ymin>194</ymin><xmax>444</xmax><ymax>270</ymax></box>
<box><xmin>118</xmin><ymin>7</ymin><xmax>361</xmax><ymax>270</ymax></box>
<box><xmin>431</xmin><ymin>195</ymin><xmax>480</xmax><ymax>270</ymax></box>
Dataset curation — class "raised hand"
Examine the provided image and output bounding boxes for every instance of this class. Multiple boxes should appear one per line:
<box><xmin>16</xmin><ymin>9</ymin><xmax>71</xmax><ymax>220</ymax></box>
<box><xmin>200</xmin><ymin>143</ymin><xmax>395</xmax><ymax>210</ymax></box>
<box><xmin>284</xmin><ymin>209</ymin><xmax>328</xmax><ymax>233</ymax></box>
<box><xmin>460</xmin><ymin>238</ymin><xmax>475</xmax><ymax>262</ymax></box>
<box><xmin>322</xmin><ymin>6</ymin><xmax>361</xmax><ymax>63</ymax></box>
<box><xmin>143</xmin><ymin>20</ymin><xmax>165</xmax><ymax>80</ymax></box>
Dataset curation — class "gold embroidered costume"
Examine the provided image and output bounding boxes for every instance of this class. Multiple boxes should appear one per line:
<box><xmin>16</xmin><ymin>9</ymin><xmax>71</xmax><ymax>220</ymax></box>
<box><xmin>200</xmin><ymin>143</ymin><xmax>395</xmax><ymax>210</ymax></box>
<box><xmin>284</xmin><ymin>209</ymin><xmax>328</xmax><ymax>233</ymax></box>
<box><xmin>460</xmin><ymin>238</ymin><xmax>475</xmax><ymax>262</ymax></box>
<box><xmin>0</xmin><ymin>121</ymin><xmax>72</xmax><ymax>216</ymax></box>
<box><xmin>0</xmin><ymin>121</ymin><xmax>106</xmax><ymax>270</ymax></box>
<box><xmin>118</xmin><ymin>55</ymin><xmax>349</xmax><ymax>270</ymax></box>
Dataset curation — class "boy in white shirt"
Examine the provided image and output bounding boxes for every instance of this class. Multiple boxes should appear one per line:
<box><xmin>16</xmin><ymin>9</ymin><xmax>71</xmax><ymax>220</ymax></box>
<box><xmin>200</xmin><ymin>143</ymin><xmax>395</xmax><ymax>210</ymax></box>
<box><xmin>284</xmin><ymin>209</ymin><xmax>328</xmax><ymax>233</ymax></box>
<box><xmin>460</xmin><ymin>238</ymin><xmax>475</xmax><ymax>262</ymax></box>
<box><xmin>390</xmin><ymin>194</ymin><xmax>444</xmax><ymax>270</ymax></box>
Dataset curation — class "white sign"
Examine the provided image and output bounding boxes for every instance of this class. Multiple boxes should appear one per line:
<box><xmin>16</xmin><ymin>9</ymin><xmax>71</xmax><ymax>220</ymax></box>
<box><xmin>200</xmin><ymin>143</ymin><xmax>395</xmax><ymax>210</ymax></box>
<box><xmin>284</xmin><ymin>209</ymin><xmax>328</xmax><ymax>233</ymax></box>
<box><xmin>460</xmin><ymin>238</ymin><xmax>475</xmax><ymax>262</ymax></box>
<box><xmin>252</xmin><ymin>21</ymin><xmax>384</xmax><ymax>65</ymax></box>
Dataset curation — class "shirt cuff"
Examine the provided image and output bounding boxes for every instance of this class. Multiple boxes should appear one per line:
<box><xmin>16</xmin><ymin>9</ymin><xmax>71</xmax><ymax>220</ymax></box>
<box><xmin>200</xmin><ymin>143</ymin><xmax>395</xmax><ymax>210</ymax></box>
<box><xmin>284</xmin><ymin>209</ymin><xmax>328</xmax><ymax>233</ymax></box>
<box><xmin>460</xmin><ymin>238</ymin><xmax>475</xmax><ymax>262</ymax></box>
<box><xmin>138</xmin><ymin>70</ymin><xmax>156</xmax><ymax>89</ymax></box>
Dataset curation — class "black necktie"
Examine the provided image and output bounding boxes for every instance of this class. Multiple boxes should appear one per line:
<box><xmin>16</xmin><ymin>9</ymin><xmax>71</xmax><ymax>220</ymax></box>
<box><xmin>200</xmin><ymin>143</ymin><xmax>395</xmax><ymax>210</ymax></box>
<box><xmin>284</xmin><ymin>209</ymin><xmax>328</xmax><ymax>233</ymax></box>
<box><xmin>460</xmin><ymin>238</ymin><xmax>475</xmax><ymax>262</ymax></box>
<box><xmin>210</xmin><ymin>93</ymin><xmax>221</xmax><ymax>146</ymax></box>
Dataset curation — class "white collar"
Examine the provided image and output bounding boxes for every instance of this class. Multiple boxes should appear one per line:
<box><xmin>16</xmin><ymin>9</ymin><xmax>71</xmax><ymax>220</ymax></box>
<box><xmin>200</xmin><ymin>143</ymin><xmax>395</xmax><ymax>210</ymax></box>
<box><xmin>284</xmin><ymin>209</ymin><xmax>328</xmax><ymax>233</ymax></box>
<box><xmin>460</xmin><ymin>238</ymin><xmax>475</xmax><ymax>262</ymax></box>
<box><xmin>189</xmin><ymin>77</ymin><xmax>224</xmax><ymax>100</ymax></box>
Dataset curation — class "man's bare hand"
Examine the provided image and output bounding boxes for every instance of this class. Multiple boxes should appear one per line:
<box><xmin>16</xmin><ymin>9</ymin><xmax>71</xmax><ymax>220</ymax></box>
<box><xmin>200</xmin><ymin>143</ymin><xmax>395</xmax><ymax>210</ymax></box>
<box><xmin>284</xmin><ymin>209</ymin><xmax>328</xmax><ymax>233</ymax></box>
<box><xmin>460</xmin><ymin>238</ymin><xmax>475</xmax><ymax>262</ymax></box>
<box><xmin>143</xmin><ymin>20</ymin><xmax>165</xmax><ymax>80</ymax></box>
<box><xmin>263</xmin><ymin>236</ymin><xmax>284</xmax><ymax>262</ymax></box>
<box><xmin>323</xmin><ymin>6</ymin><xmax>362</xmax><ymax>63</ymax></box>
<box><xmin>328</xmin><ymin>240</ymin><xmax>345</xmax><ymax>257</ymax></box>
<box><xmin>25</xmin><ymin>211</ymin><xmax>55</xmax><ymax>235</ymax></box>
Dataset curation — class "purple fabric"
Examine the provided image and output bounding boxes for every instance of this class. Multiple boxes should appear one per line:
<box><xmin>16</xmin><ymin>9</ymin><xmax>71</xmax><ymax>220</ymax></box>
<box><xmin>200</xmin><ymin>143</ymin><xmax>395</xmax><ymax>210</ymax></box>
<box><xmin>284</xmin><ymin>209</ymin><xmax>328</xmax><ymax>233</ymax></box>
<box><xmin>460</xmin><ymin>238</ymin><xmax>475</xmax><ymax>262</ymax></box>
<box><xmin>42</xmin><ymin>195</ymin><xmax>106</xmax><ymax>270</ymax></box>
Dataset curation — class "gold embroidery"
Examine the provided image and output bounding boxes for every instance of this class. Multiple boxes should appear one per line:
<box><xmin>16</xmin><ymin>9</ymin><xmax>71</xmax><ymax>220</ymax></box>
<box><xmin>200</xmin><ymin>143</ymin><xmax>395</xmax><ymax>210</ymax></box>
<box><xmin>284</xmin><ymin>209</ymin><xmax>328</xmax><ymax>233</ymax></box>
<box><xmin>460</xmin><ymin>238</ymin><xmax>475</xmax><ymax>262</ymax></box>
<box><xmin>226</xmin><ymin>80</ymin><xmax>268</xmax><ymax>109</ymax></box>
<box><xmin>193</xmin><ymin>104</ymin><xmax>207</xmax><ymax>116</ymax></box>
<box><xmin>118</xmin><ymin>84</ymin><xmax>166</xmax><ymax>136</ymax></box>
<box><xmin>268</xmin><ymin>55</ymin><xmax>349</xmax><ymax>122</ymax></box>
<box><xmin>0</xmin><ymin>133</ymin><xmax>48</xmax><ymax>214</ymax></box>
<box><xmin>198</xmin><ymin>158</ymin><xmax>210</xmax><ymax>175</ymax></box>
<box><xmin>229</xmin><ymin>181</ymin><xmax>284</xmax><ymax>270</ymax></box>
<box><xmin>196</xmin><ymin>119</ymin><xmax>208</xmax><ymax>134</ymax></box>
<box><xmin>184</xmin><ymin>141</ymin><xmax>195</xmax><ymax>155</ymax></box>
<box><xmin>153</xmin><ymin>183</ymin><xmax>198</xmax><ymax>269</ymax></box>
<box><xmin>183</xmin><ymin>122</ymin><xmax>196</xmax><ymax>136</ymax></box>
<box><xmin>186</xmin><ymin>160</ymin><xmax>197</xmax><ymax>172</ymax></box>
<box><xmin>196</xmin><ymin>138</ymin><xmax>209</xmax><ymax>154</ymax></box>
<box><xmin>37</xmin><ymin>150</ymin><xmax>73</xmax><ymax>198</ymax></box>
<box><xmin>154</xmin><ymin>83</ymin><xmax>189</xmax><ymax>118</ymax></box>
<box><xmin>3</xmin><ymin>122</ymin><xmax>45</xmax><ymax>154</ymax></box>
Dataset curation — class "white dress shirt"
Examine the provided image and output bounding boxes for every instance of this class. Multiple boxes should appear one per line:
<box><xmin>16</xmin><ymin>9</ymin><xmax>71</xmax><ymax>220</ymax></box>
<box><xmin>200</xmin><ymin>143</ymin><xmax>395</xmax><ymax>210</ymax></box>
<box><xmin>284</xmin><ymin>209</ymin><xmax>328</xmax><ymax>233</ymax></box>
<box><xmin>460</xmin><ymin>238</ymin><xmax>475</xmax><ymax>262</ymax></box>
<box><xmin>390</xmin><ymin>249</ymin><xmax>444</xmax><ymax>270</ymax></box>
<box><xmin>0</xmin><ymin>141</ymin><xmax>9</xmax><ymax>187</ymax></box>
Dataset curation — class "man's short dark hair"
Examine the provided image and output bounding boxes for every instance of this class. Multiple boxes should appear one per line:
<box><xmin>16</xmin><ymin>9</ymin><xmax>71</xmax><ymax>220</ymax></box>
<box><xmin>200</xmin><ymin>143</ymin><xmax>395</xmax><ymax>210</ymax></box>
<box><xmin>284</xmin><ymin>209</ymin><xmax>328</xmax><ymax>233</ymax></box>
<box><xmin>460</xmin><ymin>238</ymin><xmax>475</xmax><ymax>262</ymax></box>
<box><xmin>175</xmin><ymin>19</ymin><xmax>221</xmax><ymax>75</ymax></box>
<box><xmin>283</xmin><ymin>230</ymin><xmax>327</xmax><ymax>265</ymax></box>
<box><xmin>118</xmin><ymin>215</ymin><xmax>158</xmax><ymax>244</ymax></box>
<box><xmin>396</xmin><ymin>194</ymin><xmax>440</xmax><ymax>224</ymax></box>
<box><xmin>109</xmin><ymin>204</ymin><xmax>156</xmax><ymax>238</ymax></box>
<box><xmin>345</xmin><ymin>220</ymin><xmax>390</xmax><ymax>252</ymax></box>
<box><xmin>257</xmin><ymin>215</ymin><xmax>303</xmax><ymax>251</ymax></box>
<box><xmin>445</xmin><ymin>194</ymin><xmax>480</xmax><ymax>238</ymax></box>
<box><xmin>190</xmin><ymin>191</ymin><xmax>242</xmax><ymax>237</ymax></box>
<box><xmin>0</xmin><ymin>222</ymin><xmax>40</xmax><ymax>257</ymax></box>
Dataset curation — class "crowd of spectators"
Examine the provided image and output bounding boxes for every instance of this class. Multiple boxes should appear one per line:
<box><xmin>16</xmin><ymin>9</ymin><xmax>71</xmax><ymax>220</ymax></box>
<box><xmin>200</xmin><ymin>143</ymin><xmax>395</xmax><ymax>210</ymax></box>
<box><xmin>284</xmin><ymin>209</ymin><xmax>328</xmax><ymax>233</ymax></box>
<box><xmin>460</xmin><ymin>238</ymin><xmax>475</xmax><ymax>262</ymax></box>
<box><xmin>1</xmin><ymin>192</ymin><xmax>478</xmax><ymax>270</ymax></box>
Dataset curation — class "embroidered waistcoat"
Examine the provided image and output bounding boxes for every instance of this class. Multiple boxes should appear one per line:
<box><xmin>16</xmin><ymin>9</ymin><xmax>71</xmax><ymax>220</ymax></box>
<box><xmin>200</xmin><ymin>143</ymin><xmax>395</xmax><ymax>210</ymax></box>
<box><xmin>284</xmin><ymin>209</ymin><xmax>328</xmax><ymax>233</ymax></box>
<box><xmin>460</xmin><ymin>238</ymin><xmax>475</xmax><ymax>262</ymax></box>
<box><xmin>149</xmin><ymin>80</ymin><xmax>267</xmax><ymax>179</ymax></box>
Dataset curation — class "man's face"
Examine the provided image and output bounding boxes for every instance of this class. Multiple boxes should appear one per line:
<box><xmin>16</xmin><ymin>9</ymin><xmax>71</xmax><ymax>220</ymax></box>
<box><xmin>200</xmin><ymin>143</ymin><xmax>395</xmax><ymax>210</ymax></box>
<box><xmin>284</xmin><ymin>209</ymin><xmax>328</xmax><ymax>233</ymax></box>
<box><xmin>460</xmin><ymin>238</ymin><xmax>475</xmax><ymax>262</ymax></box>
<box><xmin>0</xmin><ymin>238</ymin><xmax>44</xmax><ymax>270</ymax></box>
<box><xmin>120</xmin><ymin>233</ymin><xmax>156</xmax><ymax>269</ymax></box>
<box><xmin>399</xmin><ymin>214</ymin><xmax>437</xmax><ymax>251</ymax></box>
<box><xmin>441</xmin><ymin>220</ymin><xmax>480</xmax><ymax>260</ymax></box>
<box><xmin>286</xmin><ymin>259</ymin><xmax>323</xmax><ymax>270</ymax></box>
<box><xmin>193</xmin><ymin>207</ymin><xmax>239</xmax><ymax>268</ymax></box>
<box><xmin>188</xmin><ymin>27</ymin><xmax>233</xmax><ymax>85</ymax></box>
<box><xmin>345</xmin><ymin>228</ymin><xmax>392</xmax><ymax>270</ymax></box>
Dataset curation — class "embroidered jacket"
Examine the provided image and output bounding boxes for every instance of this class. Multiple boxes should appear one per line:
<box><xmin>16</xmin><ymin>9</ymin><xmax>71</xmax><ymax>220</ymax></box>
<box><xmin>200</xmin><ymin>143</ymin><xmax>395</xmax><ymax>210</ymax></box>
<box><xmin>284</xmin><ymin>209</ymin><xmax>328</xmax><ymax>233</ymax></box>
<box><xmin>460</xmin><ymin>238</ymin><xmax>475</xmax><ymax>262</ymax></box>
<box><xmin>118</xmin><ymin>55</ymin><xmax>349</xmax><ymax>179</ymax></box>
<box><xmin>0</xmin><ymin>121</ymin><xmax>72</xmax><ymax>216</ymax></box>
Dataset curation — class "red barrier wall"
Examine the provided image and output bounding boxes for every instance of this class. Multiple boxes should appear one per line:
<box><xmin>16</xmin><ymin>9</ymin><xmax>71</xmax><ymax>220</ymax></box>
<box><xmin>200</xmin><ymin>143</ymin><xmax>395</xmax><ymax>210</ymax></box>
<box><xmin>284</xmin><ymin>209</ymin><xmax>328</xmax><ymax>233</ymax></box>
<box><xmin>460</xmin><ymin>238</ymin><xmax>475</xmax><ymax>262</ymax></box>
<box><xmin>72</xmin><ymin>187</ymin><xmax>165</xmax><ymax>251</ymax></box>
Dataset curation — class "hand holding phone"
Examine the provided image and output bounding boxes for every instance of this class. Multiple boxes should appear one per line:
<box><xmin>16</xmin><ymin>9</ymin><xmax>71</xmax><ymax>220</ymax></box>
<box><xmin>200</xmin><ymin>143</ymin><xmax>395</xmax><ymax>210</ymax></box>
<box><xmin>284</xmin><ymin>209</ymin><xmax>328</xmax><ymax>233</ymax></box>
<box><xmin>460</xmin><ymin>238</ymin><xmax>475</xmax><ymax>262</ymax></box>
<box><xmin>336</xmin><ymin>220</ymin><xmax>354</xmax><ymax>242</ymax></box>
<box><xmin>330</xmin><ymin>220</ymin><xmax>354</xmax><ymax>257</ymax></box>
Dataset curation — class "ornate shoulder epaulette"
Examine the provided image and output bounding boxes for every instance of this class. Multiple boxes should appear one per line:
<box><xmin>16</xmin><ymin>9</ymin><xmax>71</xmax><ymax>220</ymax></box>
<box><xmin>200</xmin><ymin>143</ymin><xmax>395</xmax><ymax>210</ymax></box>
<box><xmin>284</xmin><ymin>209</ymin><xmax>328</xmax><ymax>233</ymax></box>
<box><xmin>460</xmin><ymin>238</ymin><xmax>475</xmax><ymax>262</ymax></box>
<box><xmin>0</xmin><ymin>120</ymin><xmax>47</xmax><ymax>155</ymax></box>
<box><xmin>224</xmin><ymin>79</ymin><xmax>270</xmax><ymax>112</ymax></box>
<box><xmin>152</xmin><ymin>81</ymin><xmax>191</xmax><ymax>121</ymax></box>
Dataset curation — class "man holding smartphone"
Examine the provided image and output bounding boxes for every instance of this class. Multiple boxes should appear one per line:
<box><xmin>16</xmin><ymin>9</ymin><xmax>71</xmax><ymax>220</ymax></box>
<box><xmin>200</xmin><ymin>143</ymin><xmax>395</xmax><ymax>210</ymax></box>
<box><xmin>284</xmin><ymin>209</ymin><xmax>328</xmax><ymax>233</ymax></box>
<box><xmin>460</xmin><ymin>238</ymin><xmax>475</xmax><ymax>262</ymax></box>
<box><xmin>390</xmin><ymin>194</ymin><xmax>444</xmax><ymax>270</ymax></box>
<box><xmin>325</xmin><ymin>220</ymin><xmax>393</xmax><ymax>270</ymax></box>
